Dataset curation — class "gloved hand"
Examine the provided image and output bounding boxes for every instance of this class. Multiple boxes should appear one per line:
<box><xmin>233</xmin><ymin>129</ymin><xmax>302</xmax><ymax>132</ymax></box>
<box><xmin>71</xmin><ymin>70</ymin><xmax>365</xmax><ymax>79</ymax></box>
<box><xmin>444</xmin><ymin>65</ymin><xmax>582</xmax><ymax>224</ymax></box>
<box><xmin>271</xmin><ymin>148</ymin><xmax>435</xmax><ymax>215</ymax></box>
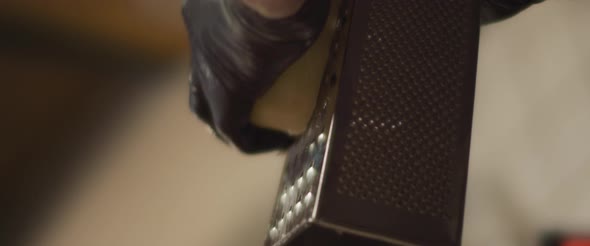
<box><xmin>183</xmin><ymin>0</ymin><xmax>543</xmax><ymax>153</ymax></box>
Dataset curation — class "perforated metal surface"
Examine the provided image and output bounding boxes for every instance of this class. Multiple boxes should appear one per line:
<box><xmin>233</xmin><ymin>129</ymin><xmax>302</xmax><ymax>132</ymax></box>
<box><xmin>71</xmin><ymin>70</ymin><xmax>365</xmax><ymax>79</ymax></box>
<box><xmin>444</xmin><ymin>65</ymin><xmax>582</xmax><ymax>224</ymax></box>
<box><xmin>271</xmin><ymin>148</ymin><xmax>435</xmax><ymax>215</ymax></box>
<box><xmin>265</xmin><ymin>1</ymin><xmax>352</xmax><ymax>245</ymax></box>
<box><xmin>335</xmin><ymin>0</ymin><xmax>472</xmax><ymax>219</ymax></box>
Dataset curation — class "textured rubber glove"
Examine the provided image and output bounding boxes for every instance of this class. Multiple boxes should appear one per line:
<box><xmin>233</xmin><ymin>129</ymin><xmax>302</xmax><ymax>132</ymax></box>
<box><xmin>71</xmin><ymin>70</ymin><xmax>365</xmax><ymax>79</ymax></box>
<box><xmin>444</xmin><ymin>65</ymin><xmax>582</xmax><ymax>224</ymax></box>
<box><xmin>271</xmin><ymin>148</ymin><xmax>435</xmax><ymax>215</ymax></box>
<box><xmin>183</xmin><ymin>0</ymin><xmax>329</xmax><ymax>153</ymax></box>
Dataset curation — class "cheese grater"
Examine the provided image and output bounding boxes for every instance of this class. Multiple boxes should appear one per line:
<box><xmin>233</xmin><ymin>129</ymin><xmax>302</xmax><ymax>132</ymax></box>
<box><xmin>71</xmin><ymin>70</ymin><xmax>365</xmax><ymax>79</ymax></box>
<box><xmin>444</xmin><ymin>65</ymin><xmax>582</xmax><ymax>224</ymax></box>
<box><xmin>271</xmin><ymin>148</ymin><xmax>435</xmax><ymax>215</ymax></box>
<box><xmin>265</xmin><ymin>0</ymin><xmax>480</xmax><ymax>245</ymax></box>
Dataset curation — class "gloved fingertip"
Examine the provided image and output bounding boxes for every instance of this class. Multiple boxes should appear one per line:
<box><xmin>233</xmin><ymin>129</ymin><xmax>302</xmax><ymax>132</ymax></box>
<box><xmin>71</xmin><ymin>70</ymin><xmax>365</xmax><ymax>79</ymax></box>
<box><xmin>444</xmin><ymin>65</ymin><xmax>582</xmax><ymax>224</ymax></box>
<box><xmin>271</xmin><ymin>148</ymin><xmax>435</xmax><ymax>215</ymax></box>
<box><xmin>232</xmin><ymin>125</ymin><xmax>295</xmax><ymax>154</ymax></box>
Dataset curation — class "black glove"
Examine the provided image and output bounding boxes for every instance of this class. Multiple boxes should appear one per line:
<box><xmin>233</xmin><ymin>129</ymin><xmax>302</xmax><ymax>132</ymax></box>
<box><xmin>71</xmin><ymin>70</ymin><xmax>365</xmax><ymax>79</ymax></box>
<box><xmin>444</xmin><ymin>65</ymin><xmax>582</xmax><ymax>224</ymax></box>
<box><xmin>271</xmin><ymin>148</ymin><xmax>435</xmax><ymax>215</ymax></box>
<box><xmin>183</xmin><ymin>0</ymin><xmax>542</xmax><ymax>153</ymax></box>
<box><xmin>481</xmin><ymin>0</ymin><xmax>544</xmax><ymax>24</ymax></box>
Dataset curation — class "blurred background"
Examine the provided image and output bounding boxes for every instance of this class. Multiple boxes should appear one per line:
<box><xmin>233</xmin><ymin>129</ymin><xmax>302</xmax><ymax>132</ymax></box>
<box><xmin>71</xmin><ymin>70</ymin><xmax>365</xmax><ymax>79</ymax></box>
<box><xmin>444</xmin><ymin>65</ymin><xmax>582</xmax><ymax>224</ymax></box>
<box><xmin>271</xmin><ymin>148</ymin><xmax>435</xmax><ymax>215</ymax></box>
<box><xmin>1</xmin><ymin>1</ymin><xmax>589</xmax><ymax>246</ymax></box>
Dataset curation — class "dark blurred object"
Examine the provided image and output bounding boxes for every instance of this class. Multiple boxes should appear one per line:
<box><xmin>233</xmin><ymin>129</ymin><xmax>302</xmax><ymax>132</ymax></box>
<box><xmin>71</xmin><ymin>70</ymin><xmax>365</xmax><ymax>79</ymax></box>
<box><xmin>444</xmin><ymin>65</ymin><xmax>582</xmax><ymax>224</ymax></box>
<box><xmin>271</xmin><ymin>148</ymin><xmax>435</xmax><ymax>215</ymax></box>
<box><xmin>542</xmin><ymin>232</ymin><xmax>590</xmax><ymax>246</ymax></box>
<box><xmin>0</xmin><ymin>1</ymin><xmax>187</xmax><ymax>245</ymax></box>
<box><xmin>0</xmin><ymin>0</ymin><xmax>187</xmax><ymax>61</ymax></box>
<box><xmin>480</xmin><ymin>0</ymin><xmax>544</xmax><ymax>24</ymax></box>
